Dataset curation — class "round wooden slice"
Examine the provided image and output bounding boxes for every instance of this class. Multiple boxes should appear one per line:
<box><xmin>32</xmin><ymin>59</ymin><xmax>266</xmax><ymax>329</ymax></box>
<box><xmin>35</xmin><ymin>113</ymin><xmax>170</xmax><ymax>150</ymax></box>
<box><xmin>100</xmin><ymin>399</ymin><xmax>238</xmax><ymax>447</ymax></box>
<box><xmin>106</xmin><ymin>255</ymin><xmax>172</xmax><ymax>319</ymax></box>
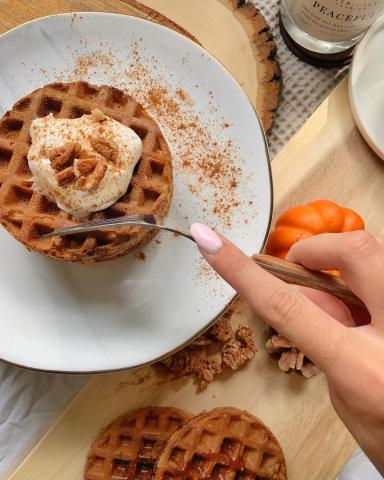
<box><xmin>125</xmin><ymin>0</ymin><xmax>281</xmax><ymax>133</ymax></box>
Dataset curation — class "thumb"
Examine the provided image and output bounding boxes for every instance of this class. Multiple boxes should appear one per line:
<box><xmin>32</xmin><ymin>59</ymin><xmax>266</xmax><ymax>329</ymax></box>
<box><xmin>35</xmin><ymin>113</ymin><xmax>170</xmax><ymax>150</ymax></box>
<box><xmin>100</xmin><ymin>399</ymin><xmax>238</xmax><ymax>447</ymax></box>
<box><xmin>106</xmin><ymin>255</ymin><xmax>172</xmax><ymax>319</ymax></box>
<box><xmin>190</xmin><ymin>223</ymin><xmax>347</xmax><ymax>374</ymax></box>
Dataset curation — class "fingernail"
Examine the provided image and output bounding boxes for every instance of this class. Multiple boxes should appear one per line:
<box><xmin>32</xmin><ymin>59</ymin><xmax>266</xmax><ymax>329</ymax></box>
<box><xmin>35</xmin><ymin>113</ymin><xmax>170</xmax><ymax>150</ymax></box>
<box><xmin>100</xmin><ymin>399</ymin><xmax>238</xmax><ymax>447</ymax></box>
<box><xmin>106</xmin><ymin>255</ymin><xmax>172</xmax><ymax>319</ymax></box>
<box><xmin>190</xmin><ymin>223</ymin><xmax>223</xmax><ymax>254</ymax></box>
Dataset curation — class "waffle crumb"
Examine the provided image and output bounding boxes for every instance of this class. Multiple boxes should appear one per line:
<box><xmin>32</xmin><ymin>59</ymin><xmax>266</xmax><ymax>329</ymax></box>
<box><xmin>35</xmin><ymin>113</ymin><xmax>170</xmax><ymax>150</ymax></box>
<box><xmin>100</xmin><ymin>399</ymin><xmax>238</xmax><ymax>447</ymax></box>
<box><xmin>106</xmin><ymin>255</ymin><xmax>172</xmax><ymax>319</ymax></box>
<box><xmin>222</xmin><ymin>325</ymin><xmax>256</xmax><ymax>370</ymax></box>
<box><xmin>158</xmin><ymin>311</ymin><xmax>257</xmax><ymax>389</ymax></box>
<box><xmin>266</xmin><ymin>326</ymin><xmax>321</xmax><ymax>378</ymax></box>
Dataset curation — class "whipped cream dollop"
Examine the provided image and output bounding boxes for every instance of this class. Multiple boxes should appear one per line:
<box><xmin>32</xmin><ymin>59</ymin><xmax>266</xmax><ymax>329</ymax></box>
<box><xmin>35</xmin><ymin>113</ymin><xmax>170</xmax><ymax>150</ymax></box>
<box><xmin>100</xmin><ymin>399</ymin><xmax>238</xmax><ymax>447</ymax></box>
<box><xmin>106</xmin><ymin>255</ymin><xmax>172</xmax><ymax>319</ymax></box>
<box><xmin>28</xmin><ymin>110</ymin><xmax>142</xmax><ymax>217</ymax></box>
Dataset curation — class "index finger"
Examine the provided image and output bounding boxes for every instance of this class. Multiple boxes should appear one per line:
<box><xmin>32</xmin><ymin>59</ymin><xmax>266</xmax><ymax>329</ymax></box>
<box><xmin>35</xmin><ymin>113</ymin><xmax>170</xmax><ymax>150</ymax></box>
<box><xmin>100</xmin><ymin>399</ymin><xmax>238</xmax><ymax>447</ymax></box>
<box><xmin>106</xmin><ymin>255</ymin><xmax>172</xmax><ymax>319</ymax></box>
<box><xmin>190</xmin><ymin>223</ymin><xmax>347</xmax><ymax>374</ymax></box>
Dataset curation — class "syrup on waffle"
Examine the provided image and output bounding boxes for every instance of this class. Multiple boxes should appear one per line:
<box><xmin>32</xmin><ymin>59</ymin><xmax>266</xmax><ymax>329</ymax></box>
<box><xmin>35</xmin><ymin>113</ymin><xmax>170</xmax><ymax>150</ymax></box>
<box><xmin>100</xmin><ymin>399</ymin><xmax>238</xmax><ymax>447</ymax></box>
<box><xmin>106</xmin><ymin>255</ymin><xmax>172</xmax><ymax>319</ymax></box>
<box><xmin>155</xmin><ymin>407</ymin><xmax>287</xmax><ymax>480</ymax></box>
<box><xmin>84</xmin><ymin>406</ymin><xmax>192</xmax><ymax>480</ymax></box>
<box><xmin>0</xmin><ymin>81</ymin><xmax>173</xmax><ymax>262</ymax></box>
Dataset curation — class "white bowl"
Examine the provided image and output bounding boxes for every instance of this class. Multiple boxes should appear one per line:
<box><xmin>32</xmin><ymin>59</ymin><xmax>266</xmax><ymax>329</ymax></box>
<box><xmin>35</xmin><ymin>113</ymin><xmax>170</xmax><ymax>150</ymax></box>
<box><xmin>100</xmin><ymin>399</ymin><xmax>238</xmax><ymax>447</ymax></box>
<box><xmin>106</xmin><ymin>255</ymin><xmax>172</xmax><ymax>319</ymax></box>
<box><xmin>0</xmin><ymin>13</ymin><xmax>272</xmax><ymax>372</ymax></box>
<box><xmin>349</xmin><ymin>15</ymin><xmax>384</xmax><ymax>160</ymax></box>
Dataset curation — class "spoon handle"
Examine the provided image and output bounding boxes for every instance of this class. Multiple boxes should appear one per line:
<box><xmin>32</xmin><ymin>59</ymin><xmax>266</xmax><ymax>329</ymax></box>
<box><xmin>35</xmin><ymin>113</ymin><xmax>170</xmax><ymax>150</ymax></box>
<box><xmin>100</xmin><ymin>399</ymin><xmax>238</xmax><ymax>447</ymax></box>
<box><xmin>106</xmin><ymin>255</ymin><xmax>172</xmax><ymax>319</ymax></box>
<box><xmin>253</xmin><ymin>254</ymin><xmax>364</xmax><ymax>307</ymax></box>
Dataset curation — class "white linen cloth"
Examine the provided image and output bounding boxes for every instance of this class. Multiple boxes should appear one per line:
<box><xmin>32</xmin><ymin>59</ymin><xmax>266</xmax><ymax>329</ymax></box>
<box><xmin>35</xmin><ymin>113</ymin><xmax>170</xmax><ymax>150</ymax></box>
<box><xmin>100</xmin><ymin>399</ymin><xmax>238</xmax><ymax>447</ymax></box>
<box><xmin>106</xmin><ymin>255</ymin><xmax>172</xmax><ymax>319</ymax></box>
<box><xmin>337</xmin><ymin>450</ymin><xmax>383</xmax><ymax>480</ymax></box>
<box><xmin>0</xmin><ymin>1</ymin><xmax>381</xmax><ymax>479</ymax></box>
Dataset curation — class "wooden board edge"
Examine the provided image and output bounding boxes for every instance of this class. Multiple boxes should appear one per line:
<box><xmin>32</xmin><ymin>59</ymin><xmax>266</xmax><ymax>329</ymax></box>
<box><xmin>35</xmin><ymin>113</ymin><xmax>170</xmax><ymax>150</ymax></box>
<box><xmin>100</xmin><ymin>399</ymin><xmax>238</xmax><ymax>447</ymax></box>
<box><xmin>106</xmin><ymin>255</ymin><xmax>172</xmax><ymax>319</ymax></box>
<box><xmin>122</xmin><ymin>0</ymin><xmax>281</xmax><ymax>133</ymax></box>
<box><xmin>222</xmin><ymin>0</ymin><xmax>282</xmax><ymax>133</ymax></box>
<box><xmin>120</xmin><ymin>0</ymin><xmax>201</xmax><ymax>44</ymax></box>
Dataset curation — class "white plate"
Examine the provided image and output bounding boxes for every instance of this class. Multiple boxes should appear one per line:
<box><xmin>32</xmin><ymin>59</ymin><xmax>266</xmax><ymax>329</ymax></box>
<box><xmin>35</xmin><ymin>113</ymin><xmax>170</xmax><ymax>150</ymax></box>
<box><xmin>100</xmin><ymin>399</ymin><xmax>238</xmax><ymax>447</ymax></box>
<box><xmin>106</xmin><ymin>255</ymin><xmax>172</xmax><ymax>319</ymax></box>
<box><xmin>349</xmin><ymin>15</ymin><xmax>384</xmax><ymax>160</ymax></box>
<box><xmin>0</xmin><ymin>13</ymin><xmax>272</xmax><ymax>372</ymax></box>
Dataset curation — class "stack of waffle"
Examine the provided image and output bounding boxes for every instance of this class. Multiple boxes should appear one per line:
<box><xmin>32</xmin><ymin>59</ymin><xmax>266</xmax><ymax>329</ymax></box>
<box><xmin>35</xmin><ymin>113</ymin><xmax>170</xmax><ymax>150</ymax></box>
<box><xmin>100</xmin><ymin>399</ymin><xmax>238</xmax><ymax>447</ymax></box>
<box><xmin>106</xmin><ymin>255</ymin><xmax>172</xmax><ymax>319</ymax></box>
<box><xmin>84</xmin><ymin>406</ymin><xmax>287</xmax><ymax>480</ymax></box>
<box><xmin>0</xmin><ymin>81</ymin><xmax>173</xmax><ymax>262</ymax></box>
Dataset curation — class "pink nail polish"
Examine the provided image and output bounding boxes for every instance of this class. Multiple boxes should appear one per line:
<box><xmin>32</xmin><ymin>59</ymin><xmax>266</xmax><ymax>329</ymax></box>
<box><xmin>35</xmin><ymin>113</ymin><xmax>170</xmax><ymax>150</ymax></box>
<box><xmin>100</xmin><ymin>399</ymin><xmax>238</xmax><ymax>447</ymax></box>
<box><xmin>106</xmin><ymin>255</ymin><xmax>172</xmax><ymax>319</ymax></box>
<box><xmin>190</xmin><ymin>223</ymin><xmax>223</xmax><ymax>255</ymax></box>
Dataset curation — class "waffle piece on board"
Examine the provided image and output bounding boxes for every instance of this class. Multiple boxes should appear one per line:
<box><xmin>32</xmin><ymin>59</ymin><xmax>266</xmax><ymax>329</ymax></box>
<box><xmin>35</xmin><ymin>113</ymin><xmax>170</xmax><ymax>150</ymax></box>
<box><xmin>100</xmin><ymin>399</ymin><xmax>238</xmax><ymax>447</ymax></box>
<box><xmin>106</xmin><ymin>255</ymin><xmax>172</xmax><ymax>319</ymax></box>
<box><xmin>0</xmin><ymin>81</ymin><xmax>173</xmax><ymax>262</ymax></box>
<box><xmin>84</xmin><ymin>406</ymin><xmax>192</xmax><ymax>480</ymax></box>
<box><xmin>155</xmin><ymin>407</ymin><xmax>287</xmax><ymax>480</ymax></box>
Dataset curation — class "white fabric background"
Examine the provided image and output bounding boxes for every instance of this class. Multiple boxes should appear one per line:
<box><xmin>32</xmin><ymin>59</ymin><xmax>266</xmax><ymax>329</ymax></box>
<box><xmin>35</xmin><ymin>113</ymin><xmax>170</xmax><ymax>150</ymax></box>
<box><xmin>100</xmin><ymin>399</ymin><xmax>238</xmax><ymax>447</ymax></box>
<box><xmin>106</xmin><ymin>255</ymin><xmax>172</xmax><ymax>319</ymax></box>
<box><xmin>338</xmin><ymin>450</ymin><xmax>383</xmax><ymax>480</ymax></box>
<box><xmin>0</xmin><ymin>2</ymin><xmax>382</xmax><ymax>479</ymax></box>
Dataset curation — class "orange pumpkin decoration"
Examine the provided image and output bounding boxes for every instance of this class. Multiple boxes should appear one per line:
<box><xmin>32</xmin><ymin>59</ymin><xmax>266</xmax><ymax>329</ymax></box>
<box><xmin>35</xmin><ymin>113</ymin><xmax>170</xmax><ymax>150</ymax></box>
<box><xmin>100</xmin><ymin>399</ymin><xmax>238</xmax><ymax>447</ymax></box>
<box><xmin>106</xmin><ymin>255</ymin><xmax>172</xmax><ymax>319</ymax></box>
<box><xmin>265</xmin><ymin>199</ymin><xmax>365</xmax><ymax>259</ymax></box>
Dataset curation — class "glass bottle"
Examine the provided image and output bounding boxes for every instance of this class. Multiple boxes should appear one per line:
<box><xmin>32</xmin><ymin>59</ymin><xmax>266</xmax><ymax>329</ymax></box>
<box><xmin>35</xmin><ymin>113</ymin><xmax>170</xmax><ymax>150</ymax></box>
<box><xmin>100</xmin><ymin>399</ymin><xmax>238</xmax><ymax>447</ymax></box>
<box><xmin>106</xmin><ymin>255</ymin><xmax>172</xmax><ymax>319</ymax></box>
<box><xmin>280</xmin><ymin>0</ymin><xmax>384</xmax><ymax>67</ymax></box>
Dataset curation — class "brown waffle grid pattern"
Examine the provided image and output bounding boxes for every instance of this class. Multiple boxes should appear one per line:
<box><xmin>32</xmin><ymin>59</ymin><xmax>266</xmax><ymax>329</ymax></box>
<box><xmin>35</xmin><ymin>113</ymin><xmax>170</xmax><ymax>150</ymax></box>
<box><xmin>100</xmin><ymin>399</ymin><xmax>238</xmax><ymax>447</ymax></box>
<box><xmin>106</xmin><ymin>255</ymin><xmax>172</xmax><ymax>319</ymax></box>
<box><xmin>155</xmin><ymin>407</ymin><xmax>287</xmax><ymax>480</ymax></box>
<box><xmin>84</xmin><ymin>407</ymin><xmax>192</xmax><ymax>480</ymax></box>
<box><xmin>0</xmin><ymin>81</ymin><xmax>173</xmax><ymax>262</ymax></box>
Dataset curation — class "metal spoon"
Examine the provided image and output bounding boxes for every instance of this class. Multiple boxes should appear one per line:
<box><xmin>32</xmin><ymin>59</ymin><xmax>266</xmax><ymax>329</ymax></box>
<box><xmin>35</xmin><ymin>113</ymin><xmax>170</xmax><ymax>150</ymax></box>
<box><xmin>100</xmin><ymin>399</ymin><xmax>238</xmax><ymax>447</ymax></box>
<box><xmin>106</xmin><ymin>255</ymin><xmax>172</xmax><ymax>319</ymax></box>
<box><xmin>43</xmin><ymin>214</ymin><xmax>194</xmax><ymax>242</ymax></box>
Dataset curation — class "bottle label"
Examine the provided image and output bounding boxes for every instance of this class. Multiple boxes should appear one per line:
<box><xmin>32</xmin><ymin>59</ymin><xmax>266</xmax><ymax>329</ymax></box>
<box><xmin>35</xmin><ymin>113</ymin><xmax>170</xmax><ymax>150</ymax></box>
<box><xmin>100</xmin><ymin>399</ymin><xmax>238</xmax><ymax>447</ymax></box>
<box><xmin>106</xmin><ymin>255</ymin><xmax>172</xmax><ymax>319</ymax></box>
<box><xmin>288</xmin><ymin>0</ymin><xmax>384</xmax><ymax>42</ymax></box>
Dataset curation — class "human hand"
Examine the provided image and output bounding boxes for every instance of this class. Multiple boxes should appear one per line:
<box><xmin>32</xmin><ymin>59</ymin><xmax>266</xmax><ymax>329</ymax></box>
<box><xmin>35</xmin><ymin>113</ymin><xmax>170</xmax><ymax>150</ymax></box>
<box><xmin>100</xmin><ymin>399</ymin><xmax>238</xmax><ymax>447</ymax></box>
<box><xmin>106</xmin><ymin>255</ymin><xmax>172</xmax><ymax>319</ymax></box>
<box><xmin>190</xmin><ymin>224</ymin><xmax>384</xmax><ymax>475</ymax></box>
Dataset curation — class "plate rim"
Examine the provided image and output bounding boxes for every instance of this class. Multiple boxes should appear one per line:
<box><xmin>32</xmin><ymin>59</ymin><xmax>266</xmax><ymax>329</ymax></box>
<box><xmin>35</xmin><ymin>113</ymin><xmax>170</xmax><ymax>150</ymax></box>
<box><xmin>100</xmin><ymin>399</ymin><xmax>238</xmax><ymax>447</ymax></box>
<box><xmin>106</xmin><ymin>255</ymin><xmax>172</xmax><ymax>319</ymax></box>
<box><xmin>349</xmin><ymin>14</ymin><xmax>384</xmax><ymax>161</ymax></box>
<box><xmin>0</xmin><ymin>11</ymin><xmax>273</xmax><ymax>373</ymax></box>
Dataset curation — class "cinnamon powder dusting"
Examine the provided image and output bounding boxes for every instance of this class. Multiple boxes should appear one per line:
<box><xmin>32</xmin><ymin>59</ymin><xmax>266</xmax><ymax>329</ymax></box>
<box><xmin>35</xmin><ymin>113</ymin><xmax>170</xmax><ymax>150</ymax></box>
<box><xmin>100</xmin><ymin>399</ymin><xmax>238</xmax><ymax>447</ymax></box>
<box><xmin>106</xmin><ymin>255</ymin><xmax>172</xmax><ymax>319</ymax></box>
<box><xmin>141</xmin><ymin>84</ymin><xmax>242</xmax><ymax>228</ymax></box>
<box><xmin>62</xmin><ymin>42</ymin><xmax>245</xmax><ymax>229</ymax></box>
<box><xmin>71</xmin><ymin>50</ymin><xmax>114</xmax><ymax>78</ymax></box>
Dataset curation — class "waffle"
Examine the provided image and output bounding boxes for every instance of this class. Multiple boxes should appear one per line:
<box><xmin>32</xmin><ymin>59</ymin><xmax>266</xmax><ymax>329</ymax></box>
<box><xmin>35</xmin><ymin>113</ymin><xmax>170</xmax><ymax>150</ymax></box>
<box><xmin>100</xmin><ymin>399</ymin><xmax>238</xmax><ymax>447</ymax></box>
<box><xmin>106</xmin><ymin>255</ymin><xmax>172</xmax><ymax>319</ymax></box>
<box><xmin>84</xmin><ymin>406</ymin><xmax>192</xmax><ymax>480</ymax></box>
<box><xmin>0</xmin><ymin>81</ymin><xmax>173</xmax><ymax>262</ymax></box>
<box><xmin>155</xmin><ymin>407</ymin><xmax>287</xmax><ymax>480</ymax></box>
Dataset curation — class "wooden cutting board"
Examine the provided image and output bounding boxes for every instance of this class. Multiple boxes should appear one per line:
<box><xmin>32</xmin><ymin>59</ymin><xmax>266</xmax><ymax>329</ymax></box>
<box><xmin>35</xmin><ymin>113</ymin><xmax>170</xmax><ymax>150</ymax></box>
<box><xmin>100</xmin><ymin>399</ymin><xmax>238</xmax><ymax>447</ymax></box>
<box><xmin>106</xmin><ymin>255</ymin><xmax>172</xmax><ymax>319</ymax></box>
<box><xmin>9</xmin><ymin>77</ymin><xmax>384</xmax><ymax>480</ymax></box>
